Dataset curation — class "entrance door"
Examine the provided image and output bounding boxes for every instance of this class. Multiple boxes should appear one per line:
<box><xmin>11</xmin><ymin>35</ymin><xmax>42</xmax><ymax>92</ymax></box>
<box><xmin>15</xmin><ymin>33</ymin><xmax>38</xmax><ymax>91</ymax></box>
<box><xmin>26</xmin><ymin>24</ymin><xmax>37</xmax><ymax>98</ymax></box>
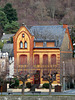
<box><xmin>34</xmin><ymin>70</ymin><xmax>40</xmax><ymax>84</ymax></box>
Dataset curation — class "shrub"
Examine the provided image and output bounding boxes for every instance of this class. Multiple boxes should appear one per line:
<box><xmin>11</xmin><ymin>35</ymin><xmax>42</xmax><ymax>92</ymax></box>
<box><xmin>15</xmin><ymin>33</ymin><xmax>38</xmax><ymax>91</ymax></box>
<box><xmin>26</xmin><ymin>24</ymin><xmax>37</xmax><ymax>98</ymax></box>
<box><xmin>15</xmin><ymin>79</ymin><xmax>19</xmax><ymax>87</ymax></box>
<box><xmin>14</xmin><ymin>78</ymin><xmax>19</xmax><ymax>87</ymax></box>
<box><xmin>0</xmin><ymin>41</ymin><xmax>4</xmax><ymax>49</ymax></box>
<box><xmin>42</xmin><ymin>83</ymin><xmax>49</xmax><ymax>89</ymax></box>
<box><xmin>26</xmin><ymin>82</ymin><xmax>31</xmax><ymax>88</ymax></box>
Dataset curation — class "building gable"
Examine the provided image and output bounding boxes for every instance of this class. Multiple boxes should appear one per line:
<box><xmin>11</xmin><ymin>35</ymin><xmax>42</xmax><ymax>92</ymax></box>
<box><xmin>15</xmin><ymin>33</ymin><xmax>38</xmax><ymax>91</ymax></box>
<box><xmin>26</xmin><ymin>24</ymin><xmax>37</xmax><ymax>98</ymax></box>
<box><xmin>13</xmin><ymin>26</ymin><xmax>33</xmax><ymax>41</ymax></box>
<box><xmin>60</xmin><ymin>25</ymin><xmax>73</xmax><ymax>60</ymax></box>
<box><xmin>13</xmin><ymin>26</ymin><xmax>34</xmax><ymax>51</ymax></box>
<box><xmin>65</xmin><ymin>28</ymin><xmax>73</xmax><ymax>50</ymax></box>
<box><xmin>60</xmin><ymin>25</ymin><xmax>73</xmax><ymax>51</ymax></box>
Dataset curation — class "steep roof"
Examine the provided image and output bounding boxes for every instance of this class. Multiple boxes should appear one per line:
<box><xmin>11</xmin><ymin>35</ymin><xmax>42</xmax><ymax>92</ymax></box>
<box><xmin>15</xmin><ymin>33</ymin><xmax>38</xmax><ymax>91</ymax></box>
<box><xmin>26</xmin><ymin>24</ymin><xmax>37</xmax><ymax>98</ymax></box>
<box><xmin>1</xmin><ymin>34</ymin><xmax>15</xmax><ymax>40</ymax></box>
<box><xmin>2</xmin><ymin>43</ymin><xmax>14</xmax><ymax>57</ymax></box>
<box><xmin>28</xmin><ymin>25</ymin><xmax>66</xmax><ymax>48</ymax></box>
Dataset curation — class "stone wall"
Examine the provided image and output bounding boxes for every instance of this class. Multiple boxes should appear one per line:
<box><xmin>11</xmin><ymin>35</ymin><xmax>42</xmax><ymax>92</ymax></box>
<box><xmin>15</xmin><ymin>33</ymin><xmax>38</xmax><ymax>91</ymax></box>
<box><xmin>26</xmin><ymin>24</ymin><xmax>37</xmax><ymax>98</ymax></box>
<box><xmin>60</xmin><ymin>53</ymin><xmax>73</xmax><ymax>61</ymax></box>
<box><xmin>0</xmin><ymin>96</ymin><xmax>75</xmax><ymax>100</ymax></box>
<box><xmin>60</xmin><ymin>32</ymin><xmax>73</xmax><ymax>61</ymax></box>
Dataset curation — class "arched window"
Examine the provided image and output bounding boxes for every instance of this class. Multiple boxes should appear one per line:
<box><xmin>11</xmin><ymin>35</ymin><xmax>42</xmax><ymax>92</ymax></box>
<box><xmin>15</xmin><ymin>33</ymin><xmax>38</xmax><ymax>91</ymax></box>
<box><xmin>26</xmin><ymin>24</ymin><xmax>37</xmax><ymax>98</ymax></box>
<box><xmin>19</xmin><ymin>55</ymin><xmax>27</xmax><ymax>65</ymax></box>
<box><xmin>51</xmin><ymin>54</ymin><xmax>56</xmax><ymax>65</ymax></box>
<box><xmin>20</xmin><ymin>41</ymin><xmax>23</xmax><ymax>48</ymax></box>
<box><xmin>34</xmin><ymin>54</ymin><xmax>39</xmax><ymax>65</ymax></box>
<box><xmin>43</xmin><ymin>54</ymin><xmax>48</xmax><ymax>65</ymax></box>
<box><xmin>24</xmin><ymin>41</ymin><xmax>27</xmax><ymax>48</ymax></box>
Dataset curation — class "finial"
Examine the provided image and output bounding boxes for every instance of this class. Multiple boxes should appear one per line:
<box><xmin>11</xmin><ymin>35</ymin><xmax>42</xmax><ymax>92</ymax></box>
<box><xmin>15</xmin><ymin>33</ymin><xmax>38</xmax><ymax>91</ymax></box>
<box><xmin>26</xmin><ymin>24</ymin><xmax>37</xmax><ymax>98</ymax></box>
<box><xmin>22</xmin><ymin>23</ymin><xmax>25</xmax><ymax>26</ymax></box>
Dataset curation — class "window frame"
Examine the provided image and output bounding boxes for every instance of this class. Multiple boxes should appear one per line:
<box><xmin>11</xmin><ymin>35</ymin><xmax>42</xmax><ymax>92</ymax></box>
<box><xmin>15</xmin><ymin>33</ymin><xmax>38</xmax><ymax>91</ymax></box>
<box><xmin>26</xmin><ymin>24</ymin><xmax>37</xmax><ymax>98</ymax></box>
<box><xmin>19</xmin><ymin>55</ymin><xmax>27</xmax><ymax>65</ymax></box>
<box><xmin>43</xmin><ymin>54</ymin><xmax>48</xmax><ymax>65</ymax></box>
<box><xmin>34</xmin><ymin>54</ymin><xmax>39</xmax><ymax>65</ymax></box>
<box><xmin>51</xmin><ymin>54</ymin><xmax>56</xmax><ymax>65</ymax></box>
<box><xmin>22</xmin><ymin>33</ymin><xmax>25</xmax><ymax>38</ymax></box>
<box><xmin>24</xmin><ymin>41</ymin><xmax>27</xmax><ymax>49</ymax></box>
<box><xmin>20</xmin><ymin>41</ymin><xmax>23</xmax><ymax>49</ymax></box>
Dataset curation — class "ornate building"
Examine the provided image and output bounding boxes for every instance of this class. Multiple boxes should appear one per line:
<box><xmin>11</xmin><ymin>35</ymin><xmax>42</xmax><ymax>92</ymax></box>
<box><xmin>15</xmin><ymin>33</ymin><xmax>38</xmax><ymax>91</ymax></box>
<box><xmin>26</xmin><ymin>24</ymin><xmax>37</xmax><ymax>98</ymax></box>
<box><xmin>13</xmin><ymin>24</ymin><xmax>73</xmax><ymax>85</ymax></box>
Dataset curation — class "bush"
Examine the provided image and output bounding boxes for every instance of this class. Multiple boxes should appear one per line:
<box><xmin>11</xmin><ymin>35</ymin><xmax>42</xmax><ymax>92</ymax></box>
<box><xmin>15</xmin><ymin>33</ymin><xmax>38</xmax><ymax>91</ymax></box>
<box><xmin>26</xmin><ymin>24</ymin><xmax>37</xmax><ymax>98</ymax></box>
<box><xmin>0</xmin><ymin>41</ymin><xmax>4</xmax><ymax>49</ymax></box>
<box><xmin>26</xmin><ymin>82</ymin><xmax>31</xmax><ymax>88</ymax></box>
<box><xmin>14</xmin><ymin>78</ymin><xmax>19</xmax><ymax>87</ymax></box>
<box><xmin>9</xmin><ymin>78</ymin><xmax>19</xmax><ymax>88</ymax></box>
<box><xmin>9</xmin><ymin>83</ymin><xmax>15</xmax><ymax>88</ymax></box>
<box><xmin>42</xmin><ymin>83</ymin><xmax>49</xmax><ymax>89</ymax></box>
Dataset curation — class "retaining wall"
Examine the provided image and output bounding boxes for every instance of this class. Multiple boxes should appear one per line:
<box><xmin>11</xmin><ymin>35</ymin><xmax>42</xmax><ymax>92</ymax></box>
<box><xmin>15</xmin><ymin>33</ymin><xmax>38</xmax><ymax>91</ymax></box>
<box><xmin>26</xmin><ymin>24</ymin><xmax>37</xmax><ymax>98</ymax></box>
<box><xmin>0</xmin><ymin>96</ymin><xmax>75</xmax><ymax>100</ymax></box>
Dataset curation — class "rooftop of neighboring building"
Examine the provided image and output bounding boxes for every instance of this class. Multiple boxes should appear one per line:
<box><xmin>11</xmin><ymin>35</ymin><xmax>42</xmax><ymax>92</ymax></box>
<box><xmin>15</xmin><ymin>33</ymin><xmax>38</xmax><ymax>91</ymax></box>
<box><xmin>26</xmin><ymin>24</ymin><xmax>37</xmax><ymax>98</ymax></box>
<box><xmin>2</xmin><ymin>43</ymin><xmax>14</xmax><ymax>57</ymax></box>
<box><xmin>1</xmin><ymin>33</ymin><xmax>15</xmax><ymax>41</ymax></box>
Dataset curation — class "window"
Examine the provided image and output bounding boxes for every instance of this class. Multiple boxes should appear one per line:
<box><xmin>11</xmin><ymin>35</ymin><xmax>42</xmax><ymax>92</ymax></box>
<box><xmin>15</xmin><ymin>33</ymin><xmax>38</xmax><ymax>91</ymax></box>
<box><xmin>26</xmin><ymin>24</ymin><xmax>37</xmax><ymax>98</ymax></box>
<box><xmin>43</xmin><ymin>54</ymin><xmax>48</xmax><ymax>65</ymax></box>
<box><xmin>34</xmin><ymin>54</ymin><xmax>39</xmax><ymax>65</ymax></box>
<box><xmin>24</xmin><ymin>41</ymin><xmax>27</xmax><ymax>48</ymax></box>
<box><xmin>20</xmin><ymin>41</ymin><xmax>23</xmax><ymax>48</ymax></box>
<box><xmin>19</xmin><ymin>55</ymin><xmax>27</xmax><ymax>65</ymax></box>
<box><xmin>22</xmin><ymin>34</ymin><xmax>25</xmax><ymax>38</ymax></box>
<box><xmin>51</xmin><ymin>54</ymin><xmax>56</xmax><ymax>65</ymax></box>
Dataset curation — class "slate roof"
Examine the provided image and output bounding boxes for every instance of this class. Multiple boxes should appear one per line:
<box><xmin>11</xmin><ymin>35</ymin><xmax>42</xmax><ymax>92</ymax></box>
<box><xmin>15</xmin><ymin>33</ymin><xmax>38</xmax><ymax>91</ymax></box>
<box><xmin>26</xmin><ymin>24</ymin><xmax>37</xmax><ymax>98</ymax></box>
<box><xmin>28</xmin><ymin>25</ymin><xmax>66</xmax><ymax>48</ymax></box>
<box><xmin>1</xmin><ymin>34</ymin><xmax>15</xmax><ymax>40</ymax></box>
<box><xmin>2</xmin><ymin>43</ymin><xmax>14</xmax><ymax>57</ymax></box>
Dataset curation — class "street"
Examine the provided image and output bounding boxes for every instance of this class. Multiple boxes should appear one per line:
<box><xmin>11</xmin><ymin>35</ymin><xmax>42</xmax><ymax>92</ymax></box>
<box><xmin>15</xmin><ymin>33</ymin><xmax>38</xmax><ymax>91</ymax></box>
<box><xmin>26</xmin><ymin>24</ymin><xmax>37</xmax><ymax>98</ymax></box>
<box><xmin>1</xmin><ymin>89</ymin><xmax>75</xmax><ymax>95</ymax></box>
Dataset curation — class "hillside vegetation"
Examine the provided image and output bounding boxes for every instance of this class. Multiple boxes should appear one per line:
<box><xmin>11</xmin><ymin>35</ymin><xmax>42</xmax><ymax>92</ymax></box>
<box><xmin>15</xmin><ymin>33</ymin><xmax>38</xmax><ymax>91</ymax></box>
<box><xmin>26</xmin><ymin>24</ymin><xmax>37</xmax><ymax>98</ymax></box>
<box><xmin>0</xmin><ymin>0</ymin><xmax>75</xmax><ymax>25</ymax></box>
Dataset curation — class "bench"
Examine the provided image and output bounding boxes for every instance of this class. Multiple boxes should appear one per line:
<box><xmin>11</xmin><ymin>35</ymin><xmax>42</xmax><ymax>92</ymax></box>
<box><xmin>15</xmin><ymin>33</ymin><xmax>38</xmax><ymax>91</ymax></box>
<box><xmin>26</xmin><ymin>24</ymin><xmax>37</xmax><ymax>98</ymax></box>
<box><xmin>31</xmin><ymin>91</ymin><xmax>41</xmax><ymax>95</ymax></box>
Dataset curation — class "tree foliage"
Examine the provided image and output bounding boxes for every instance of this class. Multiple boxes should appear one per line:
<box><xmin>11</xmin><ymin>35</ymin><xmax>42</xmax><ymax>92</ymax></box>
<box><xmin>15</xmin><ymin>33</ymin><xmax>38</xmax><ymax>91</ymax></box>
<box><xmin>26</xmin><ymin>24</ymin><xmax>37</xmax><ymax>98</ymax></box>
<box><xmin>0</xmin><ymin>0</ymin><xmax>75</xmax><ymax>25</ymax></box>
<box><xmin>0</xmin><ymin>3</ymin><xmax>19</xmax><ymax>36</ymax></box>
<box><xmin>0</xmin><ymin>41</ymin><xmax>4</xmax><ymax>49</ymax></box>
<box><xmin>4</xmin><ymin>21</ymin><xmax>19</xmax><ymax>34</ymax></box>
<box><xmin>0</xmin><ymin>6</ymin><xmax>3</xmax><ymax>11</ymax></box>
<box><xmin>71</xmin><ymin>26</ymin><xmax>75</xmax><ymax>43</ymax></box>
<box><xmin>3</xmin><ymin>3</ymin><xmax>18</xmax><ymax>23</ymax></box>
<box><xmin>0</xmin><ymin>11</ymin><xmax>8</xmax><ymax>28</ymax></box>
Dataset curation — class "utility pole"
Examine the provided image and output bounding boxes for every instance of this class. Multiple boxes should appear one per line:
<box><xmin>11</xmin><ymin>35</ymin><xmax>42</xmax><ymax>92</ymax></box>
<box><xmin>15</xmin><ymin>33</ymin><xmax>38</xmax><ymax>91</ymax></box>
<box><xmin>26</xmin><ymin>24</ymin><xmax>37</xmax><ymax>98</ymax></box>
<box><xmin>63</xmin><ymin>61</ymin><xmax>66</xmax><ymax>91</ymax></box>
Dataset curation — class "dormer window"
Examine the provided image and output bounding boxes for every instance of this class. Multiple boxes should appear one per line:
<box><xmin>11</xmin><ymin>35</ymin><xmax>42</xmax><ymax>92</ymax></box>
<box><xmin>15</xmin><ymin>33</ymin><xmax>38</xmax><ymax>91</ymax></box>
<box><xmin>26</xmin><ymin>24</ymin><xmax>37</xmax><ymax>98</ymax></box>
<box><xmin>22</xmin><ymin>34</ymin><xmax>25</xmax><ymax>38</ymax></box>
<box><xmin>24</xmin><ymin>41</ymin><xmax>27</xmax><ymax>48</ymax></box>
<box><xmin>20</xmin><ymin>41</ymin><xmax>23</xmax><ymax>48</ymax></box>
<box><xmin>47</xmin><ymin>42</ymin><xmax>55</xmax><ymax>47</ymax></box>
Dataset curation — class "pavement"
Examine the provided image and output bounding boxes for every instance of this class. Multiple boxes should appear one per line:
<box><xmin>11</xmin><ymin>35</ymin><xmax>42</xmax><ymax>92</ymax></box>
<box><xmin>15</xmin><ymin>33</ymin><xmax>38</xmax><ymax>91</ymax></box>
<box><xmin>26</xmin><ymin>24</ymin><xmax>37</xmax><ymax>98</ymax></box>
<box><xmin>7</xmin><ymin>88</ymin><xmax>54</xmax><ymax>92</ymax></box>
<box><xmin>63</xmin><ymin>89</ymin><xmax>75</xmax><ymax>93</ymax></box>
<box><xmin>1</xmin><ymin>89</ymin><xmax>75</xmax><ymax>95</ymax></box>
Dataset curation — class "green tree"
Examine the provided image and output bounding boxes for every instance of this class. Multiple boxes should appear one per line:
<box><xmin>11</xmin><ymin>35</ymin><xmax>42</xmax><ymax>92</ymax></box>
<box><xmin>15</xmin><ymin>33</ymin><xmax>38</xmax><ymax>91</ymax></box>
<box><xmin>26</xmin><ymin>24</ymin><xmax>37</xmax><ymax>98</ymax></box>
<box><xmin>0</xmin><ymin>11</ymin><xmax>8</xmax><ymax>38</ymax></box>
<box><xmin>0</xmin><ymin>41</ymin><xmax>4</xmax><ymax>49</ymax></box>
<box><xmin>4</xmin><ymin>3</ymin><xmax>18</xmax><ymax>23</ymax></box>
<box><xmin>0</xmin><ymin>11</ymin><xmax>8</xmax><ymax>29</ymax></box>
<box><xmin>10</xmin><ymin>37</ymin><xmax>13</xmax><ymax>43</ymax></box>
<box><xmin>4</xmin><ymin>21</ymin><xmax>19</xmax><ymax>34</ymax></box>
<box><xmin>0</xmin><ymin>6</ymin><xmax>3</xmax><ymax>11</ymax></box>
<box><xmin>70</xmin><ymin>26</ymin><xmax>75</xmax><ymax>43</ymax></box>
<box><xmin>14</xmin><ymin>78</ymin><xmax>19</xmax><ymax>87</ymax></box>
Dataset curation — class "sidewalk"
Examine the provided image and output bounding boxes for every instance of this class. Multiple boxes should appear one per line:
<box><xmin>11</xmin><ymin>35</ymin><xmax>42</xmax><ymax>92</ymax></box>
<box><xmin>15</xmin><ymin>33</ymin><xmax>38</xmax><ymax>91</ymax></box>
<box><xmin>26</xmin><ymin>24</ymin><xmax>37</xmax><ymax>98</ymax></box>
<box><xmin>7</xmin><ymin>88</ymin><xmax>54</xmax><ymax>92</ymax></box>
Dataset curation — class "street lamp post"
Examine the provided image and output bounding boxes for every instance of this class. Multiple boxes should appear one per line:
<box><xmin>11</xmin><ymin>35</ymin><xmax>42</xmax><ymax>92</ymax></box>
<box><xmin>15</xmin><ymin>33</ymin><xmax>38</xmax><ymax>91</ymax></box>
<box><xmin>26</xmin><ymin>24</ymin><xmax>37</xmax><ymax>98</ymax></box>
<box><xmin>63</xmin><ymin>61</ymin><xmax>66</xmax><ymax>91</ymax></box>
